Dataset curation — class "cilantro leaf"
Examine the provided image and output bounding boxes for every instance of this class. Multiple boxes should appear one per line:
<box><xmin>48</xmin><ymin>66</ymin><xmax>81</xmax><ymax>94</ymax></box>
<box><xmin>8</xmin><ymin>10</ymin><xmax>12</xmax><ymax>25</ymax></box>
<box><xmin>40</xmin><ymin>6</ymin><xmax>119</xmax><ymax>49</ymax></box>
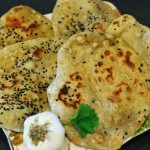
<box><xmin>67</xmin><ymin>104</ymin><xmax>99</xmax><ymax>138</ymax></box>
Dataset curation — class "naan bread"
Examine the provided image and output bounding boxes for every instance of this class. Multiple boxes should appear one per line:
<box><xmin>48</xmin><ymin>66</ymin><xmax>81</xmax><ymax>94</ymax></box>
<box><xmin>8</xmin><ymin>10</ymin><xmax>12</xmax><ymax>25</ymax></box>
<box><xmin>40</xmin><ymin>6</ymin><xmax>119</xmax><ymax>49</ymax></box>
<box><xmin>52</xmin><ymin>0</ymin><xmax>120</xmax><ymax>36</ymax></box>
<box><xmin>106</xmin><ymin>14</ymin><xmax>150</xmax><ymax>66</ymax></box>
<box><xmin>47</xmin><ymin>31</ymin><xmax>150</xmax><ymax>150</ymax></box>
<box><xmin>0</xmin><ymin>5</ymin><xmax>53</xmax><ymax>49</ymax></box>
<box><xmin>0</xmin><ymin>36</ymin><xmax>66</xmax><ymax>132</ymax></box>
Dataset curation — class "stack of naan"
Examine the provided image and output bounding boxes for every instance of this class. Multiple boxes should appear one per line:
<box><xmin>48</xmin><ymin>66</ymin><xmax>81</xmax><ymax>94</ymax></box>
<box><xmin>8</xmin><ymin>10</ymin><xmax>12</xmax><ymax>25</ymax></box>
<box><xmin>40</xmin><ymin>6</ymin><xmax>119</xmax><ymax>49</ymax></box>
<box><xmin>0</xmin><ymin>5</ymin><xmax>66</xmax><ymax>132</ymax></box>
<box><xmin>0</xmin><ymin>0</ymin><xmax>119</xmax><ymax>132</ymax></box>
<box><xmin>48</xmin><ymin>1</ymin><xmax>150</xmax><ymax>150</ymax></box>
<box><xmin>0</xmin><ymin>0</ymin><xmax>149</xmax><ymax>150</ymax></box>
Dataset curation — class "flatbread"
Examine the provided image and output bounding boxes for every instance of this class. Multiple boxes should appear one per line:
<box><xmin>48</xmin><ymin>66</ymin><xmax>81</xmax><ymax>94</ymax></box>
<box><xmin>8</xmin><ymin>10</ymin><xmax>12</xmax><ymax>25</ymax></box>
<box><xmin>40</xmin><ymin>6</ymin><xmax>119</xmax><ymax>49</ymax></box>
<box><xmin>47</xmin><ymin>31</ymin><xmax>150</xmax><ymax>150</ymax></box>
<box><xmin>106</xmin><ymin>14</ymin><xmax>150</xmax><ymax>66</ymax></box>
<box><xmin>0</xmin><ymin>5</ymin><xmax>53</xmax><ymax>49</ymax></box>
<box><xmin>0</xmin><ymin>36</ymin><xmax>66</xmax><ymax>132</ymax></box>
<box><xmin>51</xmin><ymin>0</ymin><xmax>120</xmax><ymax>37</ymax></box>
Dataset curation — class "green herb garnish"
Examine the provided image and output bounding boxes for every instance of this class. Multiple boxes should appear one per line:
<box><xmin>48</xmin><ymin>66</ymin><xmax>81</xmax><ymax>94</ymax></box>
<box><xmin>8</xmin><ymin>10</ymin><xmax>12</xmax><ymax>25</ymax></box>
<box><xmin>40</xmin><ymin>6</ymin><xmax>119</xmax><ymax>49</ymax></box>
<box><xmin>66</xmin><ymin>104</ymin><xmax>99</xmax><ymax>138</ymax></box>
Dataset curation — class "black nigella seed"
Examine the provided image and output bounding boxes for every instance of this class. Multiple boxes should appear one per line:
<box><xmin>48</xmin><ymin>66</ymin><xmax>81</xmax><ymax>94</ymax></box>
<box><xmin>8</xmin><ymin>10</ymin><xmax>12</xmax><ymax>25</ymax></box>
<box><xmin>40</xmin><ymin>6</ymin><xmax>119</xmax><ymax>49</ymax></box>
<box><xmin>138</xmin><ymin>111</ymin><xmax>141</xmax><ymax>114</ymax></box>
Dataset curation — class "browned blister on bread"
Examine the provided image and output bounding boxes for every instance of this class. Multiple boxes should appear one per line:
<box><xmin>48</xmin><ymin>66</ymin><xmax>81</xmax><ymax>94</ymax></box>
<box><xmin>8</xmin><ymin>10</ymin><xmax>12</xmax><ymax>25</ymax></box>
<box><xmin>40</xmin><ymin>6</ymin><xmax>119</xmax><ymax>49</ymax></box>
<box><xmin>0</xmin><ymin>5</ymin><xmax>53</xmax><ymax>49</ymax></box>
<box><xmin>106</xmin><ymin>14</ymin><xmax>150</xmax><ymax>67</ymax></box>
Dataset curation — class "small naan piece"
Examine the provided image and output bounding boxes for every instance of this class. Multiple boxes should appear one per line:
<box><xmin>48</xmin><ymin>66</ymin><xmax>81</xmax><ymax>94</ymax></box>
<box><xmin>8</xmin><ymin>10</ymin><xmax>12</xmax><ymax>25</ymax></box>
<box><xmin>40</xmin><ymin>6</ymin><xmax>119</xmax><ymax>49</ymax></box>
<box><xmin>106</xmin><ymin>14</ymin><xmax>150</xmax><ymax>66</ymax></box>
<box><xmin>52</xmin><ymin>0</ymin><xmax>120</xmax><ymax>36</ymax></box>
<box><xmin>0</xmin><ymin>5</ymin><xmax>53</xmax><ymax>49</ymax></box>
<box><xmin>48</xmin><ymin>31</ymin><xmax>150</xmax><ymax>150</ymax></box>
<box><xmin>0</xmin><ymin>36</ymin><xmax>66</xmax><ymax>132</ymax></box>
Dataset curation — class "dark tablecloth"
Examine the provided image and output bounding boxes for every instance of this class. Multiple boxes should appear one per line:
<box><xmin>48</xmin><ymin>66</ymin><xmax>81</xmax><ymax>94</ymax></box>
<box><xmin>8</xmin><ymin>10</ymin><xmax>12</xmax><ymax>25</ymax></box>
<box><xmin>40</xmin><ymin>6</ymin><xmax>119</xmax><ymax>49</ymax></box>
<box><xmin>0</xmin><ymin>0</ymin><xmax>150</xmax><ymax>150</ymax></box>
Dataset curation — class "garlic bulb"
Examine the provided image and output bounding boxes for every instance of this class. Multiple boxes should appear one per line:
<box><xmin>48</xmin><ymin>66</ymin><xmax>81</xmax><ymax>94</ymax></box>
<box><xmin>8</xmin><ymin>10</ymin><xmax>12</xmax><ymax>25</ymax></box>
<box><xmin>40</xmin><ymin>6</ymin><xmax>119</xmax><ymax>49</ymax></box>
<box><xmin>23</xmin><ymin>111</ymin><xmax>68</xmax><ymax>150</ymax></box>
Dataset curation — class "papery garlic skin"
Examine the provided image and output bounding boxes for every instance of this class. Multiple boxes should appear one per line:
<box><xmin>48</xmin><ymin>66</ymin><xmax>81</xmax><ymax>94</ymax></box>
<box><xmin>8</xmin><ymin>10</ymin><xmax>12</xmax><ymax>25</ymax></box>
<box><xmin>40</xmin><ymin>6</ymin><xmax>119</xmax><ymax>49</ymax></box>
<box><xmin>23</xmin><ymin>111</ymin><xmax>67</xmax><ymax>150</ymax></box>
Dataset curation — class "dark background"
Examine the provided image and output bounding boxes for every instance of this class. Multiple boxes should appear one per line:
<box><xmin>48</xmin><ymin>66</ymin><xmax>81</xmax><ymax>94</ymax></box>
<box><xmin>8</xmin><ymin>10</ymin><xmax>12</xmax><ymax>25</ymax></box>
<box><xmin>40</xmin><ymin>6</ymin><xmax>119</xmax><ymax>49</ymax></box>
<box><xmin>0</xmin><ymin>0</ymin><xmax>150</xmax><ymax>150</ymax></box>
<box><xmin>0</xmin><ymin>0</ymin><xmax>150</xmax><ymax>27</ymax></box>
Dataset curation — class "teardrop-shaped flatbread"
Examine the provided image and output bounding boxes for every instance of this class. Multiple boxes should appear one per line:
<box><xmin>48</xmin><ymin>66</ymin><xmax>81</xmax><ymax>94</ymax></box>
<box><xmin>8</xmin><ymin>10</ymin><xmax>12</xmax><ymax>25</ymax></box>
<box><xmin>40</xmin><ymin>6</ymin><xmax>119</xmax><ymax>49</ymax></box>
<box><xmin>47</xmin><ymin>31</ymin><xmax>150</xmax><ymax>150</ymax></box>
<box><xmin>0</xmin><ymin>36</ymin><xmax>66</xmax><ymax>132</ymax></box>
<box><xmin>52</xmin><ymin>0</ymin><xmax>120</xmax><ymax>37</ymax></box>
<box><xmin>0</xmin><ymin>5</ymin><xmax>53</xmax><ymax>49</ymax></box>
